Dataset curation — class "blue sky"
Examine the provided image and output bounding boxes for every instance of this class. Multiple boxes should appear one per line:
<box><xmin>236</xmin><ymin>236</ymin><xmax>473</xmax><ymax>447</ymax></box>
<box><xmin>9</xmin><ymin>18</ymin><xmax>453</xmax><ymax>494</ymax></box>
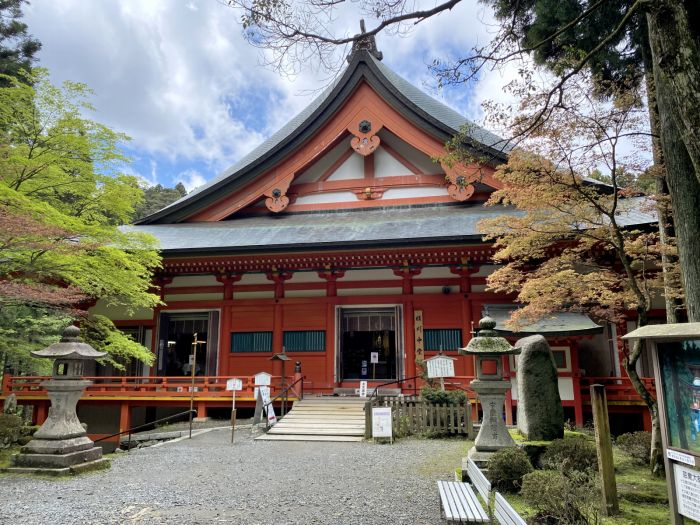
<box><xmin>24</xmin><ymin>0</ymin><xmax>511</xmax><ymax>192</ymax></box>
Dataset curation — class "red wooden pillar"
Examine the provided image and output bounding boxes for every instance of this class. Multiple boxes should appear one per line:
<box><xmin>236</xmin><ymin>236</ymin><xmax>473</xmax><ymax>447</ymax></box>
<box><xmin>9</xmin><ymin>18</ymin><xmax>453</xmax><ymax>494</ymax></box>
<box><xmin>325</xmin><ymin>300</ymin><xmax>336</xmax><ymax>389</ymax></box>
<box><xmin>318</xmin><ymin>268</ymin><xmax>344</xmax><ymax>297</ymax></box>
<box><xmin>642</xmin><ymin>408</ymin><xmax>652</xmax><ymax>431</ymax></box>
<box><xmin>570</xmin><ymin>340</ymin><xmax>584</xmax><ymax>427</ymax></box>
<box><xmin>393</xmin><ymin>263</ymin><xmax>421</xmax><ymax>294</ymax></box>
<box><xmin>196</xmin><ymin>402</ymin><xmax>208</xmax><ymax>420</ymax></box>
<box><xmin>35</xmin><ymin>402</ymin><xmax>48</xmax><ymax>425</ymax></box>
<box><xmin>216</xmin><ymin>273</ymin><xmax>241</xmax><ymax>376</ymax></box>
<box><xmin>119</xmin><ymin>402</ymin><xmax>131</xmax><ymax>434</ymax></box>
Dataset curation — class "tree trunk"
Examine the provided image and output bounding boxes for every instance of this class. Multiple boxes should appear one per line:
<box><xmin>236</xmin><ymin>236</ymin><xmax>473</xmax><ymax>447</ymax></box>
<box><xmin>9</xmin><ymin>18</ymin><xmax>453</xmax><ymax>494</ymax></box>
<box><xmin>642</xmin><ymin>38</ymin><xmax>680</xmax><ymax>324</ymax></box>
<box><xmin>623</xmin><ymin>311</ymin><xmax>664</xmax><ymax>476</ymax></box>
<box><xmin>646</xmin><ymin>2</ymin><xmax>700</xmax><ymax>180</ymax></box>
<box><xmin>649</xmin><ymin>49</ymin><xmax>700</xmax><ymax>322</ymax></box>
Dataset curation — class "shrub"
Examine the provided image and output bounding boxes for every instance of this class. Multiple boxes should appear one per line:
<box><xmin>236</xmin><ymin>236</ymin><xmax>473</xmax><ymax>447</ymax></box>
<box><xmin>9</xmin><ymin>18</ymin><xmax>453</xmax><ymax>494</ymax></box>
<box><xmin>521</xmin><ymin>470</ymin><xmax>601</xmax><ymax>525</ymax></box>
<box><xmin>421</xmin><ymin>387</ymin><xmax>466</xmax><ymax>405</ymax></box>
<box><xmin>540</xmin><ymin>437</ymin><xmax>597</xmax><ymax>473</ymax></box>
<box><xmin>0</xmin><ymin>413</ymin><xmax>23</xmax><ymax>448</ymax></box>
<box><xmin>616</xmin><ymin>431</ymin><xmax>651</xmax><ymax>466</ymax></box>
<box><xmin>487</xmin><ymin>447</ymin><xmax>533</xmax><ymax>492</ymax></box>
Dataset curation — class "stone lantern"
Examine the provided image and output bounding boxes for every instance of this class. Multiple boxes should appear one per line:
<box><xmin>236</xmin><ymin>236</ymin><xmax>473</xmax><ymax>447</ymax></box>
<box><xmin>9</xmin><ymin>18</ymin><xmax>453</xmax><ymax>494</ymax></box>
<box><xmin>10</xmin><ymin>325</ymin><xmax>110</xmax><ymax>474</ymax></box>
<box><xmin>459</xmin><ymin>316</ymin><xmax>521</xmax><ymax>466</ymax></box>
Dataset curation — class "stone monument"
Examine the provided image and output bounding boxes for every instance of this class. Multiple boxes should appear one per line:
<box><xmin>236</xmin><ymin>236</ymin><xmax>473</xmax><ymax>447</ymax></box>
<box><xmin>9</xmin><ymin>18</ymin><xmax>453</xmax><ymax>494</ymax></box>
<box><xmin>6</xmin><ymin>325</ymin><xmax>110</xmax><ymax>475</ymax></box>
<box><xmin>460</xmin><ymin>316</ymin><xmax>521</xmax><ymax>466</ymax></box>
<box><xmin>515</xmin><ymin>335</ymin><xmax>564</xmax><ymax>441</ymax></box>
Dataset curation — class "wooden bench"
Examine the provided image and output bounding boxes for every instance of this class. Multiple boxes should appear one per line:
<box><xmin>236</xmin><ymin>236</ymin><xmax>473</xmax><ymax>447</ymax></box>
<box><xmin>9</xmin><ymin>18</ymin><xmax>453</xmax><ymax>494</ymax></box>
<box><xmin>494</xmin><ymin>492</ymin><xmax>526</xmax><ymax>525</ymax></box>
<box><xmin>466</xmin><ymin>458</ymin><xmax>491</xmax><ymax>503</ymax></box>
<box><xmin>437</xmin><ymin>480</ymin><xmax>489</xmax><ymax>524</ymax></box>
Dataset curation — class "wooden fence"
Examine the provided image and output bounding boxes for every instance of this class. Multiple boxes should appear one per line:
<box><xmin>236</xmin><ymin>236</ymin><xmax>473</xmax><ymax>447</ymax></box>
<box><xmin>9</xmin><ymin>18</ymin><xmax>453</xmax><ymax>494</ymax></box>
<box><xmin>365</xmin><ymin>395</ymin><xmax>474</xmax><ymax>439</ymax></box>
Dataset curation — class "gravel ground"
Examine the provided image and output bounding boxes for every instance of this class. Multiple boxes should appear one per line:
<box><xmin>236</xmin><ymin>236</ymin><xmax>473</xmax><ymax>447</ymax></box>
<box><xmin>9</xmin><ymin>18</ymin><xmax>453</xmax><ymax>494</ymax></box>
<box><xmin>0</xmin><ymin>428</ymin><xmax>469</xmax><ymax>525</ymax></box>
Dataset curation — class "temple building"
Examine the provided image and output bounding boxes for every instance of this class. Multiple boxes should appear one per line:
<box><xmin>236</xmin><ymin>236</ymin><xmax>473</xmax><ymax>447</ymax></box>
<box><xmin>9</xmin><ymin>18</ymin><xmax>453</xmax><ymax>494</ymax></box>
<box><xmin>2</xmin><ymin>43</ymin><xmax>659</xmax><ymax>444</ymax></box>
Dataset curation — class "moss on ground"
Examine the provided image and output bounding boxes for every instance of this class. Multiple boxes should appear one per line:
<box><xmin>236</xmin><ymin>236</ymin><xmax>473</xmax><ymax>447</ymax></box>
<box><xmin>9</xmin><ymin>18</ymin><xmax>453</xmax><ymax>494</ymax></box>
<box><xmin>495</xmin><ymin>440</ymin><xmax>669</xmax><ymax>525</ymax></box>
<box><xmin>0</xmin><ymin>446</ymin><xmax>20</xmax><ymax>469</ymax></box>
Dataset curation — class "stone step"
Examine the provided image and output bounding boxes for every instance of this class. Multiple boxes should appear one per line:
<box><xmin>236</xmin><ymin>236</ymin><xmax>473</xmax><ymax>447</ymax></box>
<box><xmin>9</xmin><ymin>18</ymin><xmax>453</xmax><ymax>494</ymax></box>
<box><xmin>267</xmin><ymin>427</ymin><xmax>364</xmax><ymax>436</ymax></box>
<box><xmin>255</xmin><ymin>434</ymin><xmax>364</xmax><ymax>442</ymax></box>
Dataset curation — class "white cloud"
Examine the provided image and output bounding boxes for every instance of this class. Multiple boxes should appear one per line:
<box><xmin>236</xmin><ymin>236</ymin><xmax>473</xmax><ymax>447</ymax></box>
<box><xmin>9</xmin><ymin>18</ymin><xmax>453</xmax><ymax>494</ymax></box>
<box><xmin>176</xmin><ymin>169</ymin><xmax>207</xmax><ymax>192</ymax></box>
<box><xmin>23</xmin><ymin>0</ymin><xmax>511</xmax><ymax>184</ymax></box>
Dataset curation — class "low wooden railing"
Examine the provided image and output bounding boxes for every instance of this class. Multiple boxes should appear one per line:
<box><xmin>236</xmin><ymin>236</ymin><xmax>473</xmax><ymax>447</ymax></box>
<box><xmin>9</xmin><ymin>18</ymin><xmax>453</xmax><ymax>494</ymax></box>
<box><xmin>367</xmin><ymin>395</ymin><xmax>474</xmax><ymax>439</ymax></box>
<box><xmin>1</xmin><ymin>374</ymin><xmax>293</xmax><ymax>400</ymax></box>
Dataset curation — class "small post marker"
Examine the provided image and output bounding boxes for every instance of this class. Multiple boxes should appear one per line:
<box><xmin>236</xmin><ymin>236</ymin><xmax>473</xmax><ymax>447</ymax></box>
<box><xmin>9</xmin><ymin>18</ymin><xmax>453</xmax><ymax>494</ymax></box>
<box><xmin>590</xmin><ymin>384</ymin><xmax>619</xmax><ymax>516</ymax></box>
<box><xmin>226</xmin><ymin>378</ymin><xmax>243</xmax><ymax>444</ymax></box>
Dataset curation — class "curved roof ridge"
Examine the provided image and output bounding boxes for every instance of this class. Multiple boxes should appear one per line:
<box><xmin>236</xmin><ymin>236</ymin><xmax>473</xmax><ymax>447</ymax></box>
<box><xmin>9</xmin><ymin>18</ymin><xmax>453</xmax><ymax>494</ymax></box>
<box><xmin>137</xmin><ymin>51</ymin><xmax>507</xmax><ymax>224</ymax></box>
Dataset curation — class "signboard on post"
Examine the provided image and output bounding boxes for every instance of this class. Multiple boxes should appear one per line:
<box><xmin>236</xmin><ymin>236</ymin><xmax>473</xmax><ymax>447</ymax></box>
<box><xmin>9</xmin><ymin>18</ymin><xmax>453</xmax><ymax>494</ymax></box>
<box><xmin>372</xmin><ymin>406</ymin><xmax>393</xmax><ymax>442</ymax></box>
<box><xmin>426</xmin><ymin>354</ymin><xmax>456</xmax><ymax>379</ymax></box>
<box><xmin>622</xmin><ymin>324</ymin><xmax>700</xmax><ymax>525</ymax></box>
<box><xmin>226</xmin><ymin>378</ymin><xmax>243</xmax><ymax>444</ymax></box>
<box><xmin>370</xmin><ymin>352</ymin><xmax>379</xmax><ymax>364</ymax></box>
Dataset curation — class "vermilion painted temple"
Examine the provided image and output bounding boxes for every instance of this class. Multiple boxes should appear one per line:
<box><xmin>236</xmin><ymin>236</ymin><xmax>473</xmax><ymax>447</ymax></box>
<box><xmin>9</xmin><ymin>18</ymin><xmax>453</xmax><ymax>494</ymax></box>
<box><xmin>2</xmin><ymin>43</ymin><xmax>659</xmax><ymax>442</ymax></box>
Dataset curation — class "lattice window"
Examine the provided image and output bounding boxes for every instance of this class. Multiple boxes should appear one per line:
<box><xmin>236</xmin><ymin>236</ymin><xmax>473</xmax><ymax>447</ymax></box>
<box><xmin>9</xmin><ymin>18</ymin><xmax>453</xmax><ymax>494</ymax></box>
<box><xmin>230</xmin><ymin>331</ymin><xmax>273</xmax><ymax>353</ymax></box>
<box><xmin>424</xmin><ymin>329</ymin><xmax>462</xmax><ymax>351</ymax></box>
<box><xmin>283</xmin><ymin>330</ymin><xmax>326</xmax><ymax>352</ymax></box>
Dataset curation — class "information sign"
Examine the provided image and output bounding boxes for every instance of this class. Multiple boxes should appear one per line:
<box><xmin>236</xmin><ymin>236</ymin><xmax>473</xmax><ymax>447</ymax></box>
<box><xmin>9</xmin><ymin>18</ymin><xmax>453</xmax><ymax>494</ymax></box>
<box><xmin>372</xmin><ymin>407</ymin><xmax>392</xmax><ymax>440</ymax></box>
<box><xmin>668</xmin><ymin>448</ymin><xmax>697</xmax><ymax>467</ymax></box>
<box><xmin>259</xmin><ymin>385</ymin><xmax>277</xmax><ymax>425</ymax></box>
<box><xmin>414</xmin><ymin>310</ymin><xmax>424</xmax><ymax>361</ymax></box>
<box><xmin>426</xmin><ymin>355</ymin><xmax>456</xmax><ymax>379</ymax></box>
<box><xmin>370</xmin><ymin>352</ymin><xmax>379</xmax><ymax>364</ymax></box>
<box><xmin>226</xmin><ymin>378</ymin><xmax>243</xmax><ymax>391</ymax></box>
<box><xmin>674</xmin><ymin>463</ymin><xmax>700</xmax><ymax>522</ymax></box>
<box><xmin>359</xmin><ymin>381</ymin><xmax>368</xmax><ymax>398</ymax></box>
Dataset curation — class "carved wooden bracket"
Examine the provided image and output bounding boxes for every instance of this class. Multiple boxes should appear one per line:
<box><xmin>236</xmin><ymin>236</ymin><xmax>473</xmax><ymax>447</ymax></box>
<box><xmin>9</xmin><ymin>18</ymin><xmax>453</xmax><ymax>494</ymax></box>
<box><xmin>266</xmin><ymin>269</ymin><xmax>293</xmax><ymax>299</ymax></box>
<box><xmin>353</xmin><ymin>186</ymin><xmax>385</xmax><ymax>200</ymax></box>
<box><xmin>318</xmin><ymin>268</ymin><xmax>346</xmax><ymax>297</ymax></box>
<box><xmin>442</xmin><ymin>163</ymin><xmax>479</xmax><ymax>202</ymax></box>
<box><xmin>350</xmin><ymin>119</ymin><xmax>381</xmax><ymax>156</ymax></box>
<box><xmin>215</xmin><ymin>272</ymin><xmax>243</xmax><ymax>300</ymax></box>
<box><xmin>264</xmin><ymin>174</ymin><xmax>294</xmax><ymax>213</ymax></box>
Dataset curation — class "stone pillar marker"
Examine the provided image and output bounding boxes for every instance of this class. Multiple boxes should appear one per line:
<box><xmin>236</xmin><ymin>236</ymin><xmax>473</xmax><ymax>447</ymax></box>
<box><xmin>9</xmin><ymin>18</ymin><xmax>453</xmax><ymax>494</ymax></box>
<box><xmin>7</xmin><ymin>325</ymin><xmax>110</xmax><ymax>475</ymax></box>
<box><xmin>515</xmin><ymin>335</ymin><xmax>564</xmax><ymax>441</ymax></box>
<box><xmin>459</xmin><ymin>316</ymin><xmax>521</xmax><ymax>466</ymax></box>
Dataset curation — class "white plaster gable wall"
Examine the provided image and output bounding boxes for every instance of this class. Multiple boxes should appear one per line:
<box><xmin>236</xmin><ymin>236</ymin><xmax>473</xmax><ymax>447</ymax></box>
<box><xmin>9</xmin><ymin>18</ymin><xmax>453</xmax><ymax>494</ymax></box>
<box><xmin>295</xmin><ymin>140</ymin><xmax>351</xmax><ymax>184</ymax></box>
<box><xmin>326</xmin><ymin>153</ymin><xmax>364</xmax><ymax>181</ymax></box>
<box><xmin>294</xmin><ymin>191</ymin><xmax>357</xmax><ymax>205</ymax></box>
<box><xmin>374</xmin><ymin>147</ymin><xmax>409</xmax><ymax>176</ymax></box>
<box><xmin>379</xmin><ymin>130</ymin><xmax>440</xmax><ymax>174</ymax></box>
<box><xmin>382</xmin><ymin>187</ymin><xmax>447</xmax><ymax>199</ymax></box>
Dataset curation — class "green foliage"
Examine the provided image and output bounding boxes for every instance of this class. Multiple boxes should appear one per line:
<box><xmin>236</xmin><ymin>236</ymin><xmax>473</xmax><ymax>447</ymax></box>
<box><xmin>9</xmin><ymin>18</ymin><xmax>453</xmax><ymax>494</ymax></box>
<box><xmin>520</xmin><ymin>469</ymin><xmax>602</xmax><ymax>525</ymax></box>
<box><xmin>486</xmin><ymin>447</ymin><xmax>533</xmax><ymax>492</ymax></box>
<box><xmin>421</xmin><ymin>387</ymin><xmax>466</xmax><ymax>405</ymax></box>
<box><xmin>134</xmin><ymin>183</ymin><xmax>187</xmax><ymax>220</ymax></box>
<box><xmin>0</xmin><ymin>305</ymin><xmax>68</xmax><ymax>374</ymax></box>
<box><xmin>540</xmin><ymin>437</ymin><xmax>598</xmax><ymax>473</ymax></box>
<box><xmin>616</xmin><ymin>431</ymin><xmax>652</xmax><ymax>466</ymax></box>
<box><xmin>82</xmin><ymin>315</ymin><xmax>154</xmax><ymax>369</ymax></box>
<box><xmin>0</xmin><ymin>413</ymin><xmax>22</xmax><ymax>447</ymax></box>
<box><xmin>0</xmin><ymin>68</ymin><xmax>161</xmax><ymax>370</ymax></box>
<box><xmin>0</xmin><ymin>0</ymin><xmax>41</xmax><ymax>86</ymax></box>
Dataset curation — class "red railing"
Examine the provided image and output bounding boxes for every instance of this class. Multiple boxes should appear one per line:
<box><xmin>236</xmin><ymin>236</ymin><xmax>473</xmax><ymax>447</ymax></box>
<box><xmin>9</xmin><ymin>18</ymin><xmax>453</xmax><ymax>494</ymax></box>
<box><xmin>1</xmin><ymin>374</ymin><xmax>655</xmax><ymax>403</ymax></box>
<box><xmin>1</xmin><ymin>374</ymin><xmax>294</xmax><ymax>400</ymax></box>
<box><xmin>579</xmin><ymin>376</ymin><xmax>656</xmax><ymax>402</ymax></box>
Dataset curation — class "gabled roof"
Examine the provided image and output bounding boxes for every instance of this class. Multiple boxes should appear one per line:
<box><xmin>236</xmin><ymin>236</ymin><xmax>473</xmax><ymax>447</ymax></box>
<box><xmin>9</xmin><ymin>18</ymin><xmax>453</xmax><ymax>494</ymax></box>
<box><xmin>138</xmin><ymin>51</ymin><xmax>509</xmax><ymax>225</ymax></box>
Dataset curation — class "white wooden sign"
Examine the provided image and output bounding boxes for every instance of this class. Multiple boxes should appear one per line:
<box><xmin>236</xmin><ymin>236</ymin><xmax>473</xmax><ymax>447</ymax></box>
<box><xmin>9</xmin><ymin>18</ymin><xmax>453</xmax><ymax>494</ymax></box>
<box><xmin>226</xmin><ymin>378</ymin><xmax>243</xmax><ymax>391</ymax></box>
<box><xmin>259</xmin><ymin>385</ymin><xmax>277</xmax><ymax>425</ymax></box>
<box><xmin>426</xmin><ymin>355</ymin><xmax>456</xmax><ymax>379</ymax></box>
<box><xmin>358</xmin><ymin>381</ymin><xmax>368</xmax><ymax>398</ymax></box>
<box><xmin>674</xmin><ymin>463</ymin><xmax>700</xmax><ymax>522</ymax></box>
<box><xmin>372</xmin><ymin>407</ymin><xmax>392</xmax><ymax>439</ymax></box>
<box><xmin>668</xmin><ymin>449</ymin><xmax>696</xmax><ymax>467</ymax></box>
<box><xmin>370</xmin><ymin>352</ymin><xmax>379</xmax><ymax>364</ymax></box>
<box><xmin>253</xmin><ymin>371</ymin><xmax>272</xmax><ymax>400</ymax></box>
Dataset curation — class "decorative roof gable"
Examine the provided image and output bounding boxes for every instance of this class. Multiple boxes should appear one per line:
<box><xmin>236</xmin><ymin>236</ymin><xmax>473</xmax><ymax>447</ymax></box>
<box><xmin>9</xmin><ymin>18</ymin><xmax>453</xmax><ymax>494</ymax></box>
<box><xmin>138</xmin><ymin>51</ymin><xmax>510</xmax><ymax>225</ymax></box>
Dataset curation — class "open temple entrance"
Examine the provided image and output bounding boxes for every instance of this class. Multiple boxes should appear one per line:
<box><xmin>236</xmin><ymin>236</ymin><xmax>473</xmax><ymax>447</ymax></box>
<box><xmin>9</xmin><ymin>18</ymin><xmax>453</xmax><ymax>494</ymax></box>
<box><xmin>337</xmin><ymin>307</ymin><xmax>403</xmax><ymax>383</ymax></box>
<box><xmin>156</xmin><ymin>311</ymin><xmax>220</xmax><ymax>376</ymax></box>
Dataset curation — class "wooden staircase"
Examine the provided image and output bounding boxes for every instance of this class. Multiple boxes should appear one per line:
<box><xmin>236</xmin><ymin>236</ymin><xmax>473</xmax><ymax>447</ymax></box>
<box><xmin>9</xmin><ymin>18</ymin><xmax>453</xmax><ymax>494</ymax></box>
<box><xmin>255</xmin><ymin>397</ymin><xmax>366</xmax><ymax>442</ymax></box>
